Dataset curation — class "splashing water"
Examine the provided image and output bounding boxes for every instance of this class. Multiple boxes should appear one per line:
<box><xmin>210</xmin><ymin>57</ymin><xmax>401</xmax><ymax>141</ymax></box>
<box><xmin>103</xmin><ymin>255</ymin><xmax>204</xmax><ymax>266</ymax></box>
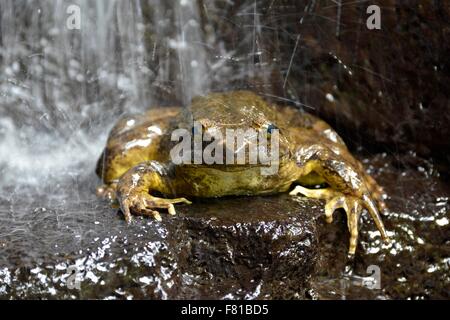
<box><xmin>0</xmin><ymin>0</ymin><xmax>229</xmax><ymax>187</ymax></box>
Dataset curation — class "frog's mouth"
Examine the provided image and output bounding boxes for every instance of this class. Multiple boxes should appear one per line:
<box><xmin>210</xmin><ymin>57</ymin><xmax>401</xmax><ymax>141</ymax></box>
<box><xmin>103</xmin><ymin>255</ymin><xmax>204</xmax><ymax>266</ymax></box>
<box><xmin>179</xmin><ymin>150</ymin><xmax>291</xmax><ymax>175</ymax></box>
<box><xmin>185</xmin><ymin>163</ymin><xmax>273</xmax><ymax>170</ymax></box>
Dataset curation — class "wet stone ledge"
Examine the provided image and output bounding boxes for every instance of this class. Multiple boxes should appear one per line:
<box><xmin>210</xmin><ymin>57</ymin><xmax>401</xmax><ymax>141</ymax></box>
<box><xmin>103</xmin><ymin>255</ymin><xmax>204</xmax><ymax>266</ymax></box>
<box><xmin>0</xmin><ymin>192</ymin><xmax>321</xmax><ymax>299</ymax></box>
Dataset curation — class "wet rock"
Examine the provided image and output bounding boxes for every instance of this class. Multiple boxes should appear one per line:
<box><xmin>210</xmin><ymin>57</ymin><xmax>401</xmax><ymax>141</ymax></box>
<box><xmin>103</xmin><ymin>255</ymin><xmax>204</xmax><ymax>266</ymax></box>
<box><xmin>310</xmin><ymin>153</ymin><xmax>450</xmax><ymax>300</ymax></box>
<box><xmin>316</xmin><ymin>1</ymin><xmax>448</xmax><ymax>163</ymax></box>
<box><xmin>285</xmin><ymin>1</ymin><xmax>450</xmax><ymax>163</ymax></box>
<box><xmin>173</xmin><ymin>196</ymin><xmax>320</xmax><ymax>299</ymax></box>
<box><xmin>0</xmin><ymin>188</ymin><xmax>320</xmax><ymax>299</ymax></box>
<box><xmin>196</xmin><ymin>1</ymin><xmax>450</xmax><ymax>163</ymax></box>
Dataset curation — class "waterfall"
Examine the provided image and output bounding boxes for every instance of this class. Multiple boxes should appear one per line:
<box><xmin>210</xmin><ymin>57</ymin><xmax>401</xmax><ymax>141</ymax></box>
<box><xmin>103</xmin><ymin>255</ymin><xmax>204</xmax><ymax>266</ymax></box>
<box><xmin>0</xmin><ymin>0</ymin><xmax>217</xmax><ymax>185</ymax></box>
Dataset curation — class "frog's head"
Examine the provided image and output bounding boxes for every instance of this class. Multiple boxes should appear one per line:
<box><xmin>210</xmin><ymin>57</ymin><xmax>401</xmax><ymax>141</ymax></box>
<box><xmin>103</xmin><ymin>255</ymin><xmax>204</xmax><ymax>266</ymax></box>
<box><xmin>171</xmin><ymin>91</ymin><xmax>293</xmax><ymax>176</ymax></box>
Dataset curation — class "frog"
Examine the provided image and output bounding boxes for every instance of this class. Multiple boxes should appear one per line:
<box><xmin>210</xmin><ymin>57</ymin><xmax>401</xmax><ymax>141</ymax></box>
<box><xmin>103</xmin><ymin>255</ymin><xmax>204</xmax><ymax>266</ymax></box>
<box><xmin>96</xmin><ymin>91</ymin><xmax>388</xmax><ymax>255</ymax></box>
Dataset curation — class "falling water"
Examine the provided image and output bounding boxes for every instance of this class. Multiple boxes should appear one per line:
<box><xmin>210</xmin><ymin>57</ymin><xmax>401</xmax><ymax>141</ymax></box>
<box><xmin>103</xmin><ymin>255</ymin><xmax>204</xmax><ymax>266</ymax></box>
<box><xmin>0</xmin><ymin>0</ymin><xmax>223</xmax><ymax>186</ymax></box>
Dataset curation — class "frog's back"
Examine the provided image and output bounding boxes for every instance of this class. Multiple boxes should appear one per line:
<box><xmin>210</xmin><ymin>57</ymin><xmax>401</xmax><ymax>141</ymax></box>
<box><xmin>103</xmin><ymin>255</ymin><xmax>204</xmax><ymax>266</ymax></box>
<box><xmin>96</xmin><ymin>107</ymin><xmax>181</xmax><ymax>183</ymax></box>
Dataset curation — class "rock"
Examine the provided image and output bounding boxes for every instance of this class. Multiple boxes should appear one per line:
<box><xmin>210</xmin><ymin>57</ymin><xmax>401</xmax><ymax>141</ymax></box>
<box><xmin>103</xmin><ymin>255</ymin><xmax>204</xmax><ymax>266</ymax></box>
<box><xmin>193</xmin><ymin>1</ymin><xmax>450</xmax><ymax>164</ymax></box>
<box><xmin>173</xmin><ymin>195</ymin><xmax>320</xmax><ymax>299</ymax></box>
<box><xmin>288</xmin><ymin>1</ymin><xmax>450</xmax><ymax>163</ymax></box>
<box><xmin>310</xmin><ymin>153</ymin><xmax>450</xmax><ymax>300</ymax></box>
<box><xmin>0</xmin><ymin>184</ymin><xmax>321</xmax><ymax>299</ymax></box>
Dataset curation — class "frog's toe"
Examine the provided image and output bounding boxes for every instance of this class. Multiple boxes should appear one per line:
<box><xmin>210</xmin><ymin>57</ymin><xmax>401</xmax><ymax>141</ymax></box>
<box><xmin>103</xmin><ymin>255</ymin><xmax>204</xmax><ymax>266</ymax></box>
<box><xmin>324</xmin><ymin>195</ymin><xmax>347</xmax><ymax>223</ymax></box>
<box><xmin>290</xmin><ymin>185</ymin><xmax>341</xmax><ymax>223</ymax></box>
<box><xmin>322</xmin><ymin>195</ymin><xmax>363</xmax><ymax>254</ymax></box>
<box><xmin>289</xmin><ymin>185</ymin><xmax>338</xmax><ymax>199</ymax></box>
<box><xmin>120</xmin><ymin>197</ymin><xmax>133</xmax><ymax>223</ymax></box>
<box><xmin>346</xmin><ymin>198</ymin><xmax>363</xmax><ymax>255</ymax></box>
<box><xmin>96</xmin><ymin>183</ymin><xmax>117</xmax><ymax>203</ymax></box>
<box><xmin>362</xmin><ymin>194</ymin><xmax>389</xmax><ymax>241</ymax></box>
<box><xmin>364</xmin><ymin>175</ymin><xmax>387</xmax><ymax>212</ymax></box>
<box><xmin>119</xmin><ymin>192</ymin><xmax>190</xmax><ymax>222</ymax></box>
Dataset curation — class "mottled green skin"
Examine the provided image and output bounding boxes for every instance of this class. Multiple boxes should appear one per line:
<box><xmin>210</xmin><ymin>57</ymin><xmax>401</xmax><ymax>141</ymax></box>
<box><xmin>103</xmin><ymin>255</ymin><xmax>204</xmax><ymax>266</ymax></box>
<box><xmin>96</xmin><ymin>91</ymin><xmax>388</xmax><ymax>254</ymax></box>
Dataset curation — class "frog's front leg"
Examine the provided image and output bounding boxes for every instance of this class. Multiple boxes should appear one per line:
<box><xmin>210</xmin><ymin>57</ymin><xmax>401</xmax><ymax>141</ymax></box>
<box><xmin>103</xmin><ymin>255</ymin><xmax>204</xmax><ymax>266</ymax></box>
<box><xmin>116</xmin><ymin>161</ymin><xmax>191</xmax><ymax>222</ymax></box>
<box><xmin>289</xmin><ymin>145</ymin><xmax>389</xmax><ymax>255</ymax></box>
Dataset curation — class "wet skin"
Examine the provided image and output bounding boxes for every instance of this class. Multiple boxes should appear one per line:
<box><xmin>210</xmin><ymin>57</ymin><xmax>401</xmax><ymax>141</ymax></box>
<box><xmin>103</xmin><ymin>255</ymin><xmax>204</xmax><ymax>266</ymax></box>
<box><xmin>96</xmin><ymin>91</ymin><xmax>388</xmax><ymax>254</ymax></box>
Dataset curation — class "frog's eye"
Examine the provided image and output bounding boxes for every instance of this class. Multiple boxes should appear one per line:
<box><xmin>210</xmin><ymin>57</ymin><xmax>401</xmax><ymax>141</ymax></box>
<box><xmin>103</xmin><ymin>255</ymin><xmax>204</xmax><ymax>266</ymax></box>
<box><xmin>267</xmin><ymin>123</ymin><xmax>278</xmax><ymax>134</ymax></box>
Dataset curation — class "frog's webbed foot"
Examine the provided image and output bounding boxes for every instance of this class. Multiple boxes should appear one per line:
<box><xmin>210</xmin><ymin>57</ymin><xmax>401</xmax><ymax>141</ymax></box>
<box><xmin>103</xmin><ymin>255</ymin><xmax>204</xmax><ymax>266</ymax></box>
<box><xmin>290</xmin><ymin>185</ymin><xmax>387</xmax><ymax>255</ymax></box>
<box><xmin>120</xmin><ymin>192</ymin><xmax>191</xmax><ymax>222</ymax></box>
<box><xmin>292</xmin><ymin>145</ymin><xmax>390</xmax><ymax>254</ymax></box>
<box><xmin>96</xmin><ymin>183</ymin><xmax>118</xmax><ymax>203</ymax></box>
<box><xmin>116</xmin><ymin>161</ymin><xmax>191</xmax><ymax>223</ymax></box>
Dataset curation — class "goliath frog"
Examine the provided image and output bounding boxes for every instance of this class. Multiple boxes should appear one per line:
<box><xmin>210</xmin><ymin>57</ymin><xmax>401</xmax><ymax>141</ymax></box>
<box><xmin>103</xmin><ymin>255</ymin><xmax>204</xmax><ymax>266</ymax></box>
<box><xmin>96</xmin><ymin>91</ymin><xmax>388</xmax><ymax>254</ymax></box>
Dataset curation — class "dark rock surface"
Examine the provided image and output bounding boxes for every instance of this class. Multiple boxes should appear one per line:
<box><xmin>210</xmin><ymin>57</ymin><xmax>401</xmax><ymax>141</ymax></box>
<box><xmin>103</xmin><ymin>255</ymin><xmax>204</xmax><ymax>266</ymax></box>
<box><xmin>311</xmin><ymin>153</ymin><xmax>450</xmax><ymax>300</ymax></box>
<box><xmin>0</xmin><ymin>152</ymin><xmax>448</xmax><ymax>300</ymax></box>
<box><xmin>190</xmin><ymin>1</ymin><xmax>450</xmax><ymax>163</ymax></box>
<box><xmin>289</xmin><ymin>0</ymin><xmax>450</xmax><ymax>164</ymax></box>
<box><xmin>0</xmin><ymin>186</ymin><xmax>320</xmax><ymax>299</ymax></box>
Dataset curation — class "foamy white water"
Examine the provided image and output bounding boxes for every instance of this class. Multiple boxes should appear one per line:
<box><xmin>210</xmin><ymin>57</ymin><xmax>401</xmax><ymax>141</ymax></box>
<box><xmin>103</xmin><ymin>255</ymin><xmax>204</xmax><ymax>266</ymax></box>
<box><xmin>0</xmin><ymin>0</ymin><xmax>228</xmax><ymax>187</ymax></box>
